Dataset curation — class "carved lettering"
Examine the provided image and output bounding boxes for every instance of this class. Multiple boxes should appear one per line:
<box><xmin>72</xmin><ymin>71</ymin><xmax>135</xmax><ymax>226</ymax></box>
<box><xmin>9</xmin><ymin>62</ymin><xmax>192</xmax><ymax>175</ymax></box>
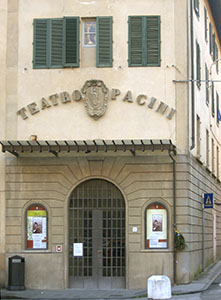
<box><xmin>41</xmin><ymin>98</ymin><xmax>51</xmax><ymax>110</ymax></box>
<box><xmin>27</xmin><ymin>102</ymin><xmax>40</xmax><ymax>115</ymax></box>
<box><xmin>137</xmin><ymin>94</ymin><xmax>147</xmax><ymax>106</ymax></box>
<box><xmin>156</xmin><ymin>101</ymin><xmax>168</xmax><ymax>114</ymax></box>
<box><xmin>123</xmin><ymin>91</ymin><xmax>133</xmax><ymax>102</ymax></box>
<box><xmin>17</xmin><ymin>107</ymin><xmax>28</xmax><ymax>119</ymax></box>
<box><xmin>49</xmin><ymin>94</ymin><xmax>59</xmax><ymax>106</ymax></box>
<box><xmin>167</xmin><ymin>108</ymin><xmax>176</xmax><ymax>120</ymax></box>
<box><xmin>72</xmin><ymin>90</ymin><xmax>82</xmax><ymax>101</ymax></box>
<box><xmin>111</xmin><ymin>89</ymin><xmax>121</xmax><ymax>100</ymax></box>
<box><xmin>148</xmin><ymin>97</ymin><xmax>157</xmax><ymax>109</ymax></box>
<box><xmin>60</xmin><ymin>91</ymin><xmax>71</xmax><ymax>104</ymax></box>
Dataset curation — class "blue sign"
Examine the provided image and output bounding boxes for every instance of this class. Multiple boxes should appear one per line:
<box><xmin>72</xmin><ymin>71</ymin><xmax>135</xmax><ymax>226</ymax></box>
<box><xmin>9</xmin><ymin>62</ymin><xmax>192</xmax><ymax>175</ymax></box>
<box><xmin>204</xmin><ymin>193</ymin><xmax>214</xmax><ymax>209</ymax></box>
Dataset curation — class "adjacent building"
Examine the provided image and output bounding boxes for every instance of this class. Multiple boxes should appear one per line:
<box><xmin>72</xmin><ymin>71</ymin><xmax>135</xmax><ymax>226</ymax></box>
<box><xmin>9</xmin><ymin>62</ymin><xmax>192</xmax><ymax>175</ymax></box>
<box><xmin>0</xmin><ymin>0</ymin><xmax>220</xmax><ymax>290</ymax></box>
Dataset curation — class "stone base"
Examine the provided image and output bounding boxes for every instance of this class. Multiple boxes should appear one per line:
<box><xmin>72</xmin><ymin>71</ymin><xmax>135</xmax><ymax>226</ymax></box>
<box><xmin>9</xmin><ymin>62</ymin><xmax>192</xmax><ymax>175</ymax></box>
<box><xmin>147</xmin><ymin>275</ymin><xmax>171</xmax><ymax>299</ymax></box>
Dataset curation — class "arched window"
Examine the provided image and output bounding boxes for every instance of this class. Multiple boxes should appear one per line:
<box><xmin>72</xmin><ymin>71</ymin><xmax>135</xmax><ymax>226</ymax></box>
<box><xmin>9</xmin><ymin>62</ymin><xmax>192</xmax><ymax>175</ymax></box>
<box><xmin>145</xmin><ymin>203</ymin><xmax>168</xmax><ymax>249</ymax></box>
<box><xmin>26</xmin><ymin>204</ymin><xmax>48</xmax><ymax>250</ymax></box>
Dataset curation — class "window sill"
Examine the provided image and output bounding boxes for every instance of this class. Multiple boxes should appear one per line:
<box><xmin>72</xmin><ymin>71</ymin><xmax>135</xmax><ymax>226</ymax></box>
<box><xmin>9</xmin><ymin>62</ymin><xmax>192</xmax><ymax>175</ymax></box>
<box><xmin>22</xmin><ymin>250</ymin><xmax>52</xmax><ymax>254</ymax></box>
<box><xmin>141</xmin><ymin>249</ymin><xmax>172</xmax><ymax>253</ymax></box>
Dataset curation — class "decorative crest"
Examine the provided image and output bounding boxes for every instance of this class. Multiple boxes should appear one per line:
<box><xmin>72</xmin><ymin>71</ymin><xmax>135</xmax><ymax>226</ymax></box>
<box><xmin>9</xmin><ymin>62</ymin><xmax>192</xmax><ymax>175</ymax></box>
<box><xmin>81</xmin><ymin>80</ymin><xmax>109</xmax><ymax>120</ymax></box>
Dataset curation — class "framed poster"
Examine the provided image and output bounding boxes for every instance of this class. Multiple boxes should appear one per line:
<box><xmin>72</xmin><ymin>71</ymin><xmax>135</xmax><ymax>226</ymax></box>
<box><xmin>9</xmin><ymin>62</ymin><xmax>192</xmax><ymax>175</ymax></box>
<box><xmin>26</xmin><ymin>204</ymin><xmax>48</xmax><ymax>250</ymax></box>
<box><xmin>146</xmin><ymin>203</ymin><xmax>168</xmax><ymax>249</ymax></box>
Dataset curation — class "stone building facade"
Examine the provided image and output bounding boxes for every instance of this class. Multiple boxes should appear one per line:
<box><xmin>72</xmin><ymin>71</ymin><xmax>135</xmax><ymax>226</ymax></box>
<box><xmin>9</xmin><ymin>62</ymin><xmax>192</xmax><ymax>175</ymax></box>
<box><xmin>0</xmin><ymin>0</ymin><xmax>220</xmax><ymax>290</ymax></box>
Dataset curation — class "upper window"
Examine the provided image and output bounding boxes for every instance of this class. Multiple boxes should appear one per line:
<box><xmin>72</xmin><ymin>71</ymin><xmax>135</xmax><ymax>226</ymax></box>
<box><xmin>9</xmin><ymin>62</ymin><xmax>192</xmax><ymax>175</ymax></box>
<box><xmin>83</xmin><ymin>20</ymin><xmax>96</xmax><ymax>48</ymax></box>
<box><xmin>33</xmin><ymin>16</ymin><xmax>113</xmax><ymax>69</ymax></box>
<box><xmin>128</xmin><ymin>16</ymin><xmax>161</xmax><ymax>67</ymax></box>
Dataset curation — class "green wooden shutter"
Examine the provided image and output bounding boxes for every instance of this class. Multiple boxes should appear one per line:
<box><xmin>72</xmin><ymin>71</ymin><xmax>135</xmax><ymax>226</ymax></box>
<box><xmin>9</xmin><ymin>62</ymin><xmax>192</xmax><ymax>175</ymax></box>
<box><xmin>128</xmin><ymin>16</ymin><xmax>143</xmax><ymax>66</ymax></box>
<box><xmin>209</xmin><ymin>23</ymin><xmax>213</xmax><ymax>55</ymax></box>
<box><xmin>96</xmin><ymin>17</ymin><xmax>113</xmax><ymax>67</ymax></box>
<box><xmin>204</xmin><ymin>7</ymin><xmax>207</xmax><ymax>41</ymax></box>
<box><xmin>129</xmin><ymin>16</ymin><xmax>160</xmax><ymax>67</ymax></box>
<box><xmin>33</xmin><ymin>19</ymin><xmax>49</xmax><ymax>68</ymax></box>
<box><xmin>212</xmin><ymin>82</ymin><xmax>215</xmax><ymax>117</ymax></box>
<box><xmin>50</xmin><ymin>19</ymin><xmax>63</xmax><ymax>68</ymax></box>
<box><xmin>146</xmin><ymin>16</ymin><xmax>160</xmax><ymax>66</ymax></box>
<box><xmin>215</xmin><ymin>43</ymin><xmax>219</xmax><ymax>73</ymax></box>
<box><xmin>196</xmin><ymin>41</ymin><xmax>201</xmax><ymax>88</ymax></box>
<box><xmin>64</xmin><ymin>17</ymin><xmax>79</xmax><ymax>67</ymax></box>
<box><xmin>194</xmin><ymin>0</ymin><xmax>199</xmax><ymax>16</ymax></box>
<box><xmin>212</xmin><ymin>33</ymin><xmax>216</xmax><ymax>61</ymax></box>
<box><xmin>216</xmin><ymin>92</ymin><xmax>219</xmax><ymax>124</ymax></box>
<box><xmin>205</xmin><ymin>64</ymin><xmax>209</xmax><ymax>105</ymax></box>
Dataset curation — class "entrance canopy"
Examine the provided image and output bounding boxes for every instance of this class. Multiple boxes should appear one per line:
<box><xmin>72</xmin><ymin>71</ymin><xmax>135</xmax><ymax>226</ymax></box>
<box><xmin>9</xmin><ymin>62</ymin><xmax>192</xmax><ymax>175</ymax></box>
<box><xmin>0</xmin><ymin>139</ymin><xmax>176</xmax><ymax>157</ymax></box>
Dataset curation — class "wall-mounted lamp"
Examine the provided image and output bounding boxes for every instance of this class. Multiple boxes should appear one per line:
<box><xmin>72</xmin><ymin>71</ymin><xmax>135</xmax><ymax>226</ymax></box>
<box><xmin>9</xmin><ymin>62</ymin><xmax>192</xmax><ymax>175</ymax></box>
<box><xmin>30</xmin><ymin>135</ymin><xmax>37</xmax><ymax>141</ymax></box>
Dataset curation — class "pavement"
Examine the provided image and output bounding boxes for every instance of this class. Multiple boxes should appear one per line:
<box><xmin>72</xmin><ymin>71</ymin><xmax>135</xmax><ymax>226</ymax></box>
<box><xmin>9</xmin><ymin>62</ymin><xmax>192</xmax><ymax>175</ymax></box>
<box><xmin>1</xmin><ymin>259</ymin><xmax>221</xmax><ymax>300</ymax></box>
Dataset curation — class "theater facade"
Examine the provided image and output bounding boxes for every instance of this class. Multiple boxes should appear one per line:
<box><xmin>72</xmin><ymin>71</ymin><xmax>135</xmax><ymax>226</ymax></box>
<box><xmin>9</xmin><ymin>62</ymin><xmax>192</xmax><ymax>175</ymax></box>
<box><xmin>0</xmin><ymin>0</ymin><xmax>221</xmax><ymax>290</ymax></box>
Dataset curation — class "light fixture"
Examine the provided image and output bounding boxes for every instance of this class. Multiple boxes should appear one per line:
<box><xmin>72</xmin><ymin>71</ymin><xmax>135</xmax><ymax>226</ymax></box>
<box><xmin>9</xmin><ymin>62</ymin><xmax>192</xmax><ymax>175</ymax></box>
<box><xmin>31</xmin><ymin>135</ymin><xmax>37</xmax><ymax>141</ymax></box>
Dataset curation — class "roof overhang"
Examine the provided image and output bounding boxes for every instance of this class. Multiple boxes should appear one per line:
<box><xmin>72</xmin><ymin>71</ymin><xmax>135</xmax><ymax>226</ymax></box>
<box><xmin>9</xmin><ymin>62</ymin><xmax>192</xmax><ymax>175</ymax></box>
<box><xmin>0</xmin><ymin>139</ymin><xmax>176</xmax><ymax>157</ymax></box>
<box><xmin>208</xmin><ymin>0</ymin><xmax>221</xmax><ymax>44</ymax></box>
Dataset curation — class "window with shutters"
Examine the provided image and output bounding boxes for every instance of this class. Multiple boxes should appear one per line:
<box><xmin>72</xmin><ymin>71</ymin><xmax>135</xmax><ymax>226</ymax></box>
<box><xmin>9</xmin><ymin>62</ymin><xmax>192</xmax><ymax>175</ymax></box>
<box><xmin>33</xmin><ymin>17</ymin><xmax>79</xmax><ymax>69</ymax></box>
<box><xmin>128</xmin><ymin>16</ymin><xmax>161</xmax><ymax>67</ymax></box>
<box><xmin>33</xmin><ymin>16</ymin><xmax>112</xmax><ymax>69</ymax></box>
<box><xmin>82</xmin><ymin>17</ymin><xmax>113</xmax><ymax>68</ymax></box>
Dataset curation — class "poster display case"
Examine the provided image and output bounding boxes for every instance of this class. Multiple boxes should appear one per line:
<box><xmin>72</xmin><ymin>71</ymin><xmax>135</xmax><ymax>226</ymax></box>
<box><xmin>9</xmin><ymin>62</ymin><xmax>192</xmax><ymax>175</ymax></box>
<box><xmin>26</xmin><ymin>204</ymin><xmax>48</xmax><ymax>250</ymax></box>
<box><xmin>146</xmin><ymin>203</ymin><xmax>168</xmax><ymax>249</ymax></box>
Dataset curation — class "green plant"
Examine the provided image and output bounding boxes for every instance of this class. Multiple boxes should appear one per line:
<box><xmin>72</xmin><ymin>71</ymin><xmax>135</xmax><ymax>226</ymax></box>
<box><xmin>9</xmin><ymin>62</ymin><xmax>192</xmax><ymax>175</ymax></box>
<box><xmin>174</xmin><ymin>229</ymin><xmax>186</xmax><ymax>250</ymax></box>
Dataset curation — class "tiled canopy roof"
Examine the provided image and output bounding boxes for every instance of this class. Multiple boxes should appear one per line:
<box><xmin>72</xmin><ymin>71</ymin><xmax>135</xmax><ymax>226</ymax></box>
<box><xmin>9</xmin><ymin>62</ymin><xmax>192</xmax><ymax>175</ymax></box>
<box><xmin>0</xmin><ymin>139</ymin><xmax>176</xmax><ymax>157</ymax></box>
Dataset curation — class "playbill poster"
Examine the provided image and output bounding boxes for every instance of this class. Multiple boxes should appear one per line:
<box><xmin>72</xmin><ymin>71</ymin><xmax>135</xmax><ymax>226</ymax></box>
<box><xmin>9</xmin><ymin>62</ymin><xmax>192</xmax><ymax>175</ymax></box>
<box><xmin>146</xmin><ymin>209</ymin><xmax>167</xmax><ymax>248</ymax></box>
<box><xmin>27</xmin><ymin>209</ymin><xmax>47</xmax><ymax>249</ymax></box>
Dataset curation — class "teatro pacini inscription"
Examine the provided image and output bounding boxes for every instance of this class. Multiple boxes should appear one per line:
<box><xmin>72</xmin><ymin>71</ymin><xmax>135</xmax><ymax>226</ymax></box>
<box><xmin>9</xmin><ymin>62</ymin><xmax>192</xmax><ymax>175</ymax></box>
<box><xmin>17</xmin><ymin>80</ymin><xmax>176</xmax><ymax>121</ymax></box>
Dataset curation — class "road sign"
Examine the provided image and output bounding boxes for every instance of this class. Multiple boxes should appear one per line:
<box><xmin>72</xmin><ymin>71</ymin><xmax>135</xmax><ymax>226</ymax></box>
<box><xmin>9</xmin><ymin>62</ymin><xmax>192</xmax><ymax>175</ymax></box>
<box><xmin>204</xmin><ymin>193</ymin><xmax>214</xmax><ymax>209</ymax></box>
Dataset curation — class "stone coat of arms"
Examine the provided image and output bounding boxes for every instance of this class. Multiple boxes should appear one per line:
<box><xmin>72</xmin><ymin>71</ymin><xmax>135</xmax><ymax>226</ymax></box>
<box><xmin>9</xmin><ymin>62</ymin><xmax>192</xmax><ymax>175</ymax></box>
<box><xmin>81</xmin><ymin>80</ymin><xmax>109</xmax><ymax>120</ymax></box>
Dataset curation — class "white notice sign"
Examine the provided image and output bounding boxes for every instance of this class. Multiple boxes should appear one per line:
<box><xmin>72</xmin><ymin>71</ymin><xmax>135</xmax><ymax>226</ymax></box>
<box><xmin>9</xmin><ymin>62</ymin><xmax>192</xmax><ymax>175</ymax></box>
<box><xmin>73</xmin><ymin>243</ymin><xmax>83</xmax><ymax>257</ymax></box>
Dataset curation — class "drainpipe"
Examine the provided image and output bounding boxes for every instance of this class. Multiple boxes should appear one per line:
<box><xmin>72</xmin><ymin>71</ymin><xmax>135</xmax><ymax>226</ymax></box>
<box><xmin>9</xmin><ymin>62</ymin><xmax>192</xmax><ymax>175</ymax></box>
<box><xmin>190</xmin><ymin>0</ymin><xmax>195</xmax><ymax>150</ymax></box>
<box><xmin>169</xmin><ymin>150</ymin><xmax>177</xmax><ymax>285</ymax></box>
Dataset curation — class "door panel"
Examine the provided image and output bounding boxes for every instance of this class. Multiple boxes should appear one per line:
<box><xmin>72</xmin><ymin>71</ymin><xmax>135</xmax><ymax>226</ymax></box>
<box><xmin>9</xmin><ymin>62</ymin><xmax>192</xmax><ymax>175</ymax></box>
<box><xmin>69</xmin><ymin>179</ymin><xmax>125</xmax><ymax>289</ymax></box>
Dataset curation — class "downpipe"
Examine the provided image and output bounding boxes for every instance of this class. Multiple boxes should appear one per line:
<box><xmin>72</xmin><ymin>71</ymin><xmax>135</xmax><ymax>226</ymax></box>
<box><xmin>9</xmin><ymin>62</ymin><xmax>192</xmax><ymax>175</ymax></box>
<box><xmin>169</xmin><ymin>150</ymin><xmax>177</xmax><ymax>284</ymax></box>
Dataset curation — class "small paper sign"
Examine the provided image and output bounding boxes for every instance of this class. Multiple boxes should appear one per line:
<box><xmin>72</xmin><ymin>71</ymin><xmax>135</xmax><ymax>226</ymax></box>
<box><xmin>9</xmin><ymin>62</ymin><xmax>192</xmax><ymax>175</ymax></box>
<box><xmin>73</xmin><ymin>243</ymin><xmax>83</xmax><ymax>257</ymax></box>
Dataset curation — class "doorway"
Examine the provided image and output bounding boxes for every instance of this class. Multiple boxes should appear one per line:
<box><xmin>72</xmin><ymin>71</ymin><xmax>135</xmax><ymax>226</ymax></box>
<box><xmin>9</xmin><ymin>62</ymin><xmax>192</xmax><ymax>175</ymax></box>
<box><xmin>69</xmin><ymin>179</ymin><xmax>126</xmax><ymax>289</ymax></box>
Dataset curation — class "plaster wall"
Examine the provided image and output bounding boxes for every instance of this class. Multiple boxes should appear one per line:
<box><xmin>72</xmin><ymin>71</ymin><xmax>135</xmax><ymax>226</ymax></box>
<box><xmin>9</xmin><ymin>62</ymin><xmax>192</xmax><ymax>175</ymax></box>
<box><xmin>10</xmin><ymin>0</ymin><xmax>179</xmax><ymax>144</ymax></box>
